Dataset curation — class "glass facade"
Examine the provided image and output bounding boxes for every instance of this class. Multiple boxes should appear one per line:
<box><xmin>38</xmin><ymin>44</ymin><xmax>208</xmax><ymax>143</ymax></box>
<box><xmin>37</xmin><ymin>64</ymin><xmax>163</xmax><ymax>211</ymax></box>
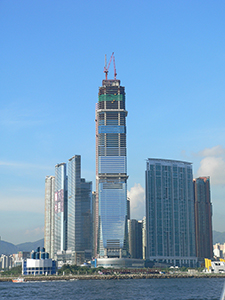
<box><xmin>96</xmin><ymin>79</ymin><xmax>128</xmax><ymax>258</ymax></box>
<box><xmin>45</xmin><ymin>156</ymin><xmax>92</xmax><ymax>264</ymax></box>
<box><xmin>67</xmin><ymin>155</ymin><xmax>92</xmax><ymax>252</ymax></box>
<box><xmin>145</xmin><ymin>159</ymin><xmax>197</xmax><ymax>267</ymax></box>
<box><xmin>54</xmin><ymin>163</ymin><xmax>67</xmax><ymax>253</ymax></box>
<box><xmin>67</xmin><ymin>156</ymin><xmax>80</xmax><ymax>251</ymax></box>
<box><xmin>193</xmin><ymin>177</ymin><xmax>213</xmax><ymax>259</ymax></box>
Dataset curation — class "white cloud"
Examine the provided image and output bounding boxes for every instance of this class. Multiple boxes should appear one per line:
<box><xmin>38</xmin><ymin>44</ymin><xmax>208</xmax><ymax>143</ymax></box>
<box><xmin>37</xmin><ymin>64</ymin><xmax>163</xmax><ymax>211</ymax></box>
<box><xmin>198</xmin><ymin>145</ymin><xmax>225</xmax><ymax>157</ymax></box>
<box><xmin>127</xmin><ymin>183</ymin><xmax>145</xmax><ymax>220</ymax></box>
<box><xmin>196</xmin><ymin>145</ymin><xmax>225</xmax><ymax>185</ymax></box>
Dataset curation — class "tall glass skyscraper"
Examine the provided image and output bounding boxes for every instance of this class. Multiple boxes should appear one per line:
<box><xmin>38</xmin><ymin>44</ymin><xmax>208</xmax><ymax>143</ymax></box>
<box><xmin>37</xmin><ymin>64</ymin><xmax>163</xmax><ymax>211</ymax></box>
<box><xmin>54</xmin><ymin>163</ymin><xmax>67</xmax><ymax>253</ymax></box>
<box><xmin>95</xmin><ymin>78</ymin><xmax>128</xmax><ymax>258</ymax></box>
<box><xmin>145</xmin><ymin>158</ymin><xmax>197</xmax><ymax>267</ymax></box>
<box><xmin>193</xmin><ymin>176</ymin><xmax>213</xmax><ymax>259</ymax></box>
<box><xmin>67</xmin><ymin>155</ymin><xmax>92</xmax><ymax>253</ymax></box>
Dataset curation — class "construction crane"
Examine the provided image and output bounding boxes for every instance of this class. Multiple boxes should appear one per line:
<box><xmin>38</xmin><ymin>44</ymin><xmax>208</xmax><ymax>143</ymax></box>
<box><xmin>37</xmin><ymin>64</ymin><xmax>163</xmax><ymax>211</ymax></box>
<box><xmin>104</xmin><ymin>52</ymin><xmax>117</xmax><ymax>80</ymax></box>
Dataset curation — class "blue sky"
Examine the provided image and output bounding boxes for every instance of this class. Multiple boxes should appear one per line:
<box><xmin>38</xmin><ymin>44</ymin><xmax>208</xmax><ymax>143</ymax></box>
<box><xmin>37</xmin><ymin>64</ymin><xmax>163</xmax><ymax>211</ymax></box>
<box><xmin>0</xmin><ymin>0</ymin><xmax>225</xmax><ymax>244</ymax></box>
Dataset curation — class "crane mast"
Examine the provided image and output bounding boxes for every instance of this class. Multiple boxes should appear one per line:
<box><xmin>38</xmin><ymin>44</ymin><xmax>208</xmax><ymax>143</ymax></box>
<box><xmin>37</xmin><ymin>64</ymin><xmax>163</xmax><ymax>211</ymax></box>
<box><xmin>104</xmin><ymin>52</ymin><xmax>117</xmax><ymax>80</ymax></box>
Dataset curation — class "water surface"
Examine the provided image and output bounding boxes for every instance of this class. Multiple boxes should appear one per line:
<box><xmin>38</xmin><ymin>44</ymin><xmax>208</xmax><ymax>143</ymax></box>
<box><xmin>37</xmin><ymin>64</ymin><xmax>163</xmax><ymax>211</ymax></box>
<box><xmin>0</xmin><ymin>278</ymin><xmax>224</xmax><ymax>299</ymax></box>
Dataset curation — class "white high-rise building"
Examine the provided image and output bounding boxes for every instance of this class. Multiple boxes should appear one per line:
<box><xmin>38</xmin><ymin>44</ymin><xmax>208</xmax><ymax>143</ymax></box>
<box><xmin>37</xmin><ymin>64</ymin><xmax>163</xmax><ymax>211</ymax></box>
<box><xmin>44</xmin><ymin>175</ymin><xmax>55</xmax><ymax>258</ymax></box>
<box><xmin>54</xmin><ymin>163</ymin><xmax>67</xmax><ymax>253</ymax></box>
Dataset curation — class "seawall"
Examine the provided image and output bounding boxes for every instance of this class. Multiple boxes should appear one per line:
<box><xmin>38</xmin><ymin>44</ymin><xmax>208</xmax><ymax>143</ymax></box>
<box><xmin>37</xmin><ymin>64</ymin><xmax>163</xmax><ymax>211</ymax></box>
<box><xmin>1</xmin><ymin>273</ymin><xmax>225</xmax><ymax>282</ymax></box>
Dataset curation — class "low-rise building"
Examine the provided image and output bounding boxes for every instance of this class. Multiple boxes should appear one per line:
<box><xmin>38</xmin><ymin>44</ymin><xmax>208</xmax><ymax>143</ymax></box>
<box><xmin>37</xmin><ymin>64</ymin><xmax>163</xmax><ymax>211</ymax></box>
<box><xmin>96</xmin><ymin>258</ymin><xmax>145</xmax><ymax>269</ymax></box>
<box><xmin>205</xmin><ymin>258</ymin><xmax>225</xmax><ymax>273</ymax></box>
<box><xmin>22</xmin><ymin>247</ymin><xmax>57</xmax><ymax>275</ymax></box>
<box><xmin>56</xmin><ymin>250</ymin><xmax>92</xmax><ymax>268</ymax></box>
<box><xmin>22</xmin><ymin>258</ymin><xmax>57</xmax><ymax>275</ymax></box>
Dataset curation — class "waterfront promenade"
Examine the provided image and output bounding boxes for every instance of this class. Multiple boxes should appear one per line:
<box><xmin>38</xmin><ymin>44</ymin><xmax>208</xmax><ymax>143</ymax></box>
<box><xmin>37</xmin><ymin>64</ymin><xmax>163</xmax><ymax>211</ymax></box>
<box><xmin>1</xmin><ymin>272</ymin><xmax>225</xmax><ymax>282</ymax></box>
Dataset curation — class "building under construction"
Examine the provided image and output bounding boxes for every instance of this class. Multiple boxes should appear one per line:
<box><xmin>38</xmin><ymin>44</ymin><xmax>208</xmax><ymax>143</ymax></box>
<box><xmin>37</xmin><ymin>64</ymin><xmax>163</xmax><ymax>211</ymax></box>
<box><xmin>95</xmin><ymin>53</ymin><xmax>128</xmax><ymax>258</ymax></box>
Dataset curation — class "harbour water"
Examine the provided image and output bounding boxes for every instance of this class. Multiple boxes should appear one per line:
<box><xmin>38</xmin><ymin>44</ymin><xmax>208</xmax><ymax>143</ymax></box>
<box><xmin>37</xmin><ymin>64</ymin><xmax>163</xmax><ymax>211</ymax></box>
<box><xmin>1</xmin><ymin>278</ymin><xmax>224</xmax><ymax>299</ymax></box>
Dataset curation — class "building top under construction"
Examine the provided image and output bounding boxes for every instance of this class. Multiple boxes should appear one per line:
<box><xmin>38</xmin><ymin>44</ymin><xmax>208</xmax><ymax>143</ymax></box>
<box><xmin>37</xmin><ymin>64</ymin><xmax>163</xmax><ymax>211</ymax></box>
<box><xmin>102</xmin><ymin>79</ymin><xmax>121</xmax><ymax>87</ymax></box>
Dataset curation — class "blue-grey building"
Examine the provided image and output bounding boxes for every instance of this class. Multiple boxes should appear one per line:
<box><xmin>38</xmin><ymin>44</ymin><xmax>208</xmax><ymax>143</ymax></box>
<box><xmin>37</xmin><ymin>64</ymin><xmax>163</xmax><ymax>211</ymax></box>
<box><xmin>45</xmin><ymin>156</ymin><xmax>92</xmax><ymax>263</ymax></box>
<box><xmin>145</xmin><ymin>158</ymin><xmax>197</xmax><ymax>267</ymax></box>
<box><xmin>193</xmin><ymin>177</ymin><xmax>213</xmax><ymax>259</ymax></box>
<box><xmin>128</xmin><ymin>219</ymin><xmax>143</xmax><ymax>259</ymax></box>
<box><xmin>67</xmin><ymin>155</ymin><xmax>92</xmax><ymax>255</ymax></box>
<box><xmin>95</xmin><ymin>77</ymin><xmax>128</xmax><ymax>258</ymax></box>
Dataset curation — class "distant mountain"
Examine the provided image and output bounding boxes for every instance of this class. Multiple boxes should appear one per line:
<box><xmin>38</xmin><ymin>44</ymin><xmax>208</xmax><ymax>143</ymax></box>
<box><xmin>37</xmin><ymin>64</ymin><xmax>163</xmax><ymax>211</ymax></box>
<box><xmin>0</xmin><ymin>238</ymin><xmax>44</xmax><ymax>255</ymax></box>
<box><xmin>213</xmin><ymin>231</ymin><xmax>225</xmax><ymax>244</ymax></box>
<box><xmin>0</xmin><ymin>241</ymin><xmax>18</xmax><ymax>255</ymax></box>
<box><xmin>16</xmin><ymin>239</ymin><xmax>44</xmax><ymax>252</ymax></box>
<box><xmin>0</xmin><ymin>231</ymin><xmax>224</xmax><ymax>255</ymax></box>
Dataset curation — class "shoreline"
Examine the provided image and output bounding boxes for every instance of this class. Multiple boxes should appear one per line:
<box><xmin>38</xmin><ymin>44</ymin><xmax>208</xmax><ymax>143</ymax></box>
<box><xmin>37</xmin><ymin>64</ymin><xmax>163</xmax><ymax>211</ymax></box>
<box><xmin>1</xmin><ymin>273</ymin><xmax>225</xmax><ymax>282</ymax></box>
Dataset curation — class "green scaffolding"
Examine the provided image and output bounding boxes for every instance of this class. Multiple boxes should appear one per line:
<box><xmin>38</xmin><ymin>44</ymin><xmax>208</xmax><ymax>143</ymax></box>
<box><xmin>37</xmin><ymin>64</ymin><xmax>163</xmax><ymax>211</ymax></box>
<box><xmin>98</xmin><ymin>94</ymin><xmax>124</xmax><ymax>102</ymax></box>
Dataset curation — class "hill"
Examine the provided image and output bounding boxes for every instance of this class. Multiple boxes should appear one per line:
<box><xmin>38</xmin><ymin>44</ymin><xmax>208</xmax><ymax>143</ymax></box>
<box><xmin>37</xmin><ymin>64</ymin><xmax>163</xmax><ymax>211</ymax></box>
<box><xmin>213</xmin><ymin>231</ymin><xmax>225</xmax><ymax>244</ymax></box>
<box><xmin>0</xmin><ymin>238</ymin><xmax>44</xmax><ymax>255</ymax></box>
<box><xmin>16</xmin><ymin>239</ymin><xmax>44</xmax><ymax>252</ymax></box>
<box><xmin>0</xmin><ymin>241</ymin><xmax>18</xmax><ymax>255</ymax></box>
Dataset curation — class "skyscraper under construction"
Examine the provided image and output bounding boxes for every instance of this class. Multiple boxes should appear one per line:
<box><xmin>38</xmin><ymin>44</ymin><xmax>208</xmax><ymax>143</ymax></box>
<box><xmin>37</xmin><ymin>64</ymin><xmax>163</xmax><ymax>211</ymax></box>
<box><xmin>95</xmin><ymin>53</ymin><xmax>128</xmax><ymax>258</ymax></box>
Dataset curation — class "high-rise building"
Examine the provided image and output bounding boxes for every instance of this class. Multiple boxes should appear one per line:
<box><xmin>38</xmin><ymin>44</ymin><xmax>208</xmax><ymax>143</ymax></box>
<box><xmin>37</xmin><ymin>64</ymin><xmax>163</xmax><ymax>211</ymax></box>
<box><xmin>142</xmin><ymin>216</ymin><xmax>147</xmax><ymax>260</ymax></box>
<box><xmin>92</xmin><ymin>191</ymin><xmax>97</xmax><ymax>255</ymax></box>
<box><xmin>128</xmin><ymin>219</ymin><xmax>143</xmax><ymax>259</ymax></box>
<box><xmin>1</xmin><ymin>255</ymin><xmax>12</xmax><ymax>270</ymax></box>
<box><xmin>54</xmin><ymin>163</ymin><xmax>67</xmax><ymax>254</ymax></box>
<box><xmin>67</xmin><ymin>155</ymin><xmax>80</xmax><ymax>251</ymax></box>
<box><xmin>127</xmin><ymin>198</ymin><xmax>131</xmax><ymax>220</ymax></box>
<box><xmin>193</xmin><ymin>177</ymin><xmax>213</xmax><ymax>259</ymax></box>
<box><xmin>80</xmin><ymin>178</ymin><xmax>92</xmax><ymax>252</ymax></box>
<box><xmin>67</xmin><ymin>155</ymin><xmax>92</xmax><ymax>255</ymax></box>
<box><xmin>44</xmin><ymin>175</ymin><xmax>55</xmax><ymax>258</ymax></box>
<box><xmin>95</xmin><ymin>72</ymin><xmax>128</xmax><ymax>258</ymax></box>
<box><xmin>145</xmin><ymin>158</ymin><xmax>197</xmax><ymax>267</ymax></box>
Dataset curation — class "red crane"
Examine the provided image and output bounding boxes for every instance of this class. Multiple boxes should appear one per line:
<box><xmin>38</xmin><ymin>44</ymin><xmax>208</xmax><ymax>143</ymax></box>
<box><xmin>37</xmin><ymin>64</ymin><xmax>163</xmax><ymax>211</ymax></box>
<box><xmin>104</xmin><ymin>52</ymin><xmax>117</xmax><ymax>80</ymax></box>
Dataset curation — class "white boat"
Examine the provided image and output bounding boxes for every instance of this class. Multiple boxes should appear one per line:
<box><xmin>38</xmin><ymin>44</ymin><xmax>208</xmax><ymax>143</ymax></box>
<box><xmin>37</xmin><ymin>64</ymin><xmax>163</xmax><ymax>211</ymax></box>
<box><xmin>12</xmin><ymin>277</ymin><xmax>25</xmax><ymax>283</ymax></box>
